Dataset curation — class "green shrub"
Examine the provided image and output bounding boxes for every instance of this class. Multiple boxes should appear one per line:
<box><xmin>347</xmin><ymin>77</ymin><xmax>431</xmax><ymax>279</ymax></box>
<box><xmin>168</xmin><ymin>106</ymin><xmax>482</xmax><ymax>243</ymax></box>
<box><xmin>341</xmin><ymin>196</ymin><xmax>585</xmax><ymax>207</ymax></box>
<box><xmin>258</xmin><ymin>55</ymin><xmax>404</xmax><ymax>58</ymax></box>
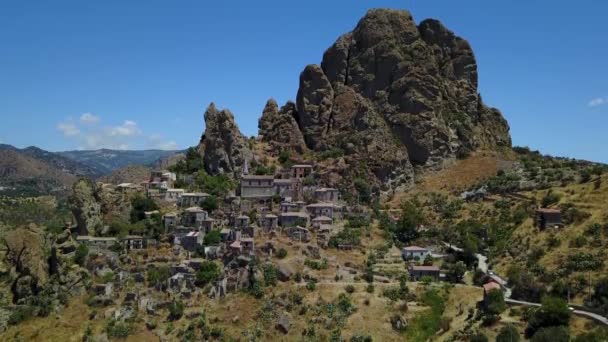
<box><xmin>73</xmin><ymin>243</ymin><xmax>89</xmax><ymax>266</ymax></box>
<box><xmin>168</xmin><ymin>300</ymin><xmax>185</xmax><ymax>321</ymax></box>
<box><xmin>345</xmin><ymin>285</ymin><xmax>355</xmax><ymax>294</ymax></box>
<box><xmin>196</xmin><ymin>261</ymin><xmax>221</xmax><ymax>286</ymax></box>
<box><xmin>203</xmin><ymin>229</ymin><xmax>221</xmax><ymax>245</ymax></box>
<box><xmin>105</xmin><ymin>319</ymin><xmax>132</xmax><ymax>338</ymax></box>
<box><xmin>276</xmin><ymin>248</ymin><xmax>287</xmax><ymax>259</ymax></box>
<box><xmin>497</xmin><ymin>324</ymin><xmax>520</xmax><ymax>342</ymax></box>
<box><xmin>306</xmin><ymin>280</ymin><xmax>316</xmax><ymax>291</ymax></box>
<box><xmin>262</xmin><ymin>264</ymin><xmax>278</xmax><ymax>287</ymax></box>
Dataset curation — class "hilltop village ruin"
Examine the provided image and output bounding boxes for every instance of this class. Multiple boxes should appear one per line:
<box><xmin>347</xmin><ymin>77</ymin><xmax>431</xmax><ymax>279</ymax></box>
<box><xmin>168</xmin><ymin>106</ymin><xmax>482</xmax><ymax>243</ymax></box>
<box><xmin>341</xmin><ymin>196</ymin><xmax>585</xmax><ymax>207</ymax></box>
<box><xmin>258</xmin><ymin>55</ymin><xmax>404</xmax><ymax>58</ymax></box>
<box><xmin>67</xmin><ymin>160</ymin><xmax>373</xmax><ymax>320</ymax></box>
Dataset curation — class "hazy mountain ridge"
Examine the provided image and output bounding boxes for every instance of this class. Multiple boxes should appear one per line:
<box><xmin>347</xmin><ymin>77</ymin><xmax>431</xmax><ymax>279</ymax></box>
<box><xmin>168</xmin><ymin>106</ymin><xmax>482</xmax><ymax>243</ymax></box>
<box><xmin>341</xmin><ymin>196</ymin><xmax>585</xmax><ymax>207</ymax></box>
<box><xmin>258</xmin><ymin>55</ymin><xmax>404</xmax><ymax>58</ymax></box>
<box><xmin>57</xmin><ymin>149</ymin><xmax>180</xmax><ymax>175</ymax></box>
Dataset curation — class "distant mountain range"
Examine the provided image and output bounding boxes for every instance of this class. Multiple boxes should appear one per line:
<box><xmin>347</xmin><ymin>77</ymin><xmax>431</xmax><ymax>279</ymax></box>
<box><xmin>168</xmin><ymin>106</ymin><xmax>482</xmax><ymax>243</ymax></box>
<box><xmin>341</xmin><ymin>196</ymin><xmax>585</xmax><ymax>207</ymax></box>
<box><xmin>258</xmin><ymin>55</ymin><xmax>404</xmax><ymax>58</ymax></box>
<box><xmin>57</xmin><ymin>149</ymin><xmax>180</xmax><ymax>176</ymax></box>
<box><xmin>0</xmin><ymin>144</ymin><xmax>182</xmax><ymax>196</ymax></box>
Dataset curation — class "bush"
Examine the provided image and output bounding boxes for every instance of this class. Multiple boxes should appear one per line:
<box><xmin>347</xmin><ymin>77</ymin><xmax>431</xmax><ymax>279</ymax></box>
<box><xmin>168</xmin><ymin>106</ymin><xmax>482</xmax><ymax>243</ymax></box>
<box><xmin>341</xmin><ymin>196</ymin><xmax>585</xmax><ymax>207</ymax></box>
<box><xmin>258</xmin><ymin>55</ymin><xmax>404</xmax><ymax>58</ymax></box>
<box><xmin>526</xmin><ymin>297</ymin><xmax>571</xmax><ymax>337</ymax></box>
<box><xmin>345</xmin><ymin>285</ymin><xmax>355</xmax><ymax>294</ymax></box>
<box><xmin>196</xmin><ymin>261</ymin><xmax>221</xmax><ymax>286</ymax></box>
<box><xmin>541</xmin><ymin>191</ymin><xmax>561</xmax><ymax>207</ymax></box>
<box><xmin>73</xmin><ymin>243</ymin><xmax>89</xmax><ymax>266</ymax></box>
<box><xmin>278</xmin><ymin>150</ymin><xmax>293</xmax><ymax>165</ymax></box>
<box><xmin>106</xmin><ymin>319</ymin><xmax>132</xmax><ymax>338</ymax></box>
<box><xmin>168</xmin><ymin>300</ymin><xmax>185</xmax><ymax>321</ymax></box>
<box><xmin>366</xmin><ymin>284</ymin><xmax>375</xmax><ymax>293</ymax></box>
<box><xmin>130</xmin><ymin>195</ymin><xmax>159</xmax><ymax>223</ymax></box>
<box><xmin>276</xmin><ymin>248</ymin><xmax>287</xmax><ymax>259</ymax></box>
<box><xmin>485</xmin><ymin>289</ymin><xmax>507</xmax><ymax>315</ymax></box>
<box><xmin>470</xmin><ymin>333</ymin><xmax>489</xmax><ymax>342</ymax></box>
<box><xmin>201</xmin><ymin>196</ymin><xmax>219</xmax><ymax>213</ymax></box>
<box><xmin>8</xmin><ymin>305</ymin><xmax>35</xmax><ymax>325</ymax></box>
<box><xmin>353</xmin><ymin>178</ymin><xmax>372</xmax><ymax>204</ymax></box>
<box><xmin>262</xmin><ymin>264</ymin><xmax>278</xmax><ymax>287</ymax></box>
<box><xmin>497</xmin><ymin>325</ymin><xmax>520</xmax><ymax>342</ymax></box>
<box><xmin>195</xmin><ymin>171</ymin><xmax>234</xmax><ymax>197</ymax></box>
<box><xmin>304</xmin><ymin>258</ymin><xmax>328</xmax><ymax>270</ymax></box>
<box><xmin>147</xmin><ymin>265</ymin><xmax>170</xmax><ymax>287</ymax></box>
<box><xmin>531</xmin><ymin>326</ymin><xmax>569</xmax><ymax>342</ymax></box>
<box><xmin>306</xmin><ymin>280</ymin><xmax>316</xmax><ymax>291</ymax></box>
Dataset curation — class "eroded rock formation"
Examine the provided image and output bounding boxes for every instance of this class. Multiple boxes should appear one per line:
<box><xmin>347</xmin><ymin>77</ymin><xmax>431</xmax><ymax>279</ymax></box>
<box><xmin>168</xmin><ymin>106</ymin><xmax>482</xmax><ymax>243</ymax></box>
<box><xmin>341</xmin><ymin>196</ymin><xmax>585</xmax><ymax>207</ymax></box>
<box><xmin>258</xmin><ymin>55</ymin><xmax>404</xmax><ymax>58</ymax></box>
<box><xmin>259</xmin><ymin>9</ymin><xmax>511</xmax><ymax>191</ymax></box>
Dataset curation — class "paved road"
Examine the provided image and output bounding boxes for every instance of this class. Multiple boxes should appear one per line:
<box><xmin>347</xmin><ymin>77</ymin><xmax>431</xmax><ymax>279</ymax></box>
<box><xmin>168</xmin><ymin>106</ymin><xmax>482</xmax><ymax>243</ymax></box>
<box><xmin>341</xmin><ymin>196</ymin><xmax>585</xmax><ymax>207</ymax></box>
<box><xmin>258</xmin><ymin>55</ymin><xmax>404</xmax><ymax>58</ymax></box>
<box><xmin>442</xmin><ymin>241</ymin><xmax>606</xmax><ymax>325</ymax></box>
<box><xmin>506</xmin><ymin>299</ymin><xmax>608</xmax><ymax>326</ymax></box>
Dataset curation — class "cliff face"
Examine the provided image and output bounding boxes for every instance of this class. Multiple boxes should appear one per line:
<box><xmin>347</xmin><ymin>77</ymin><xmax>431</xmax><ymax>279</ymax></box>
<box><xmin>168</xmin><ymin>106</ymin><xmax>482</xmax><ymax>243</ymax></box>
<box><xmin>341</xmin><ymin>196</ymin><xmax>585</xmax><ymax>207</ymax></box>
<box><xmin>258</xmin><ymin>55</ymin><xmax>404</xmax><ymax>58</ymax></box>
<box><xmin>197</xmin><ymin>103</ymin><xmax>253</xmax><ymax>177</ymax></box>
<box><xmin>260</xmin><ymin>9</ymin><xmax>511</xmax><ymax>190</ymax></box>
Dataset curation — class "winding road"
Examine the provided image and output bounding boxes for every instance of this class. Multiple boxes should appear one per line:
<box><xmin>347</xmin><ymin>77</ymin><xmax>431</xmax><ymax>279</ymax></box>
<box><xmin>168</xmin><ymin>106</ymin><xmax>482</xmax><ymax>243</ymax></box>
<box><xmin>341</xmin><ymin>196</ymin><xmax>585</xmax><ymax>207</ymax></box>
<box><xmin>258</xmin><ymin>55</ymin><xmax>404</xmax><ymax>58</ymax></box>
<box><xmin>442</xmin><ymin>242</ymin><xmax>607</xmax><ymax>326</ymax></box>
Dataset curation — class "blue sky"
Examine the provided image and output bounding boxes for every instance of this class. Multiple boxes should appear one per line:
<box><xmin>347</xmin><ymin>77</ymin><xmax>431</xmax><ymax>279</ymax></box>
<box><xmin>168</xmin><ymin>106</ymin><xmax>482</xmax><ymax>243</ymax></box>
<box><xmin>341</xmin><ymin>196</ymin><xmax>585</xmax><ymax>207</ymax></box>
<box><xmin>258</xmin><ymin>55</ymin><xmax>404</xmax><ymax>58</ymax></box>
<box><xmin>1</xmin><ymin>1</ymin><xmax>607</xmax><ymax>162</ymax></box>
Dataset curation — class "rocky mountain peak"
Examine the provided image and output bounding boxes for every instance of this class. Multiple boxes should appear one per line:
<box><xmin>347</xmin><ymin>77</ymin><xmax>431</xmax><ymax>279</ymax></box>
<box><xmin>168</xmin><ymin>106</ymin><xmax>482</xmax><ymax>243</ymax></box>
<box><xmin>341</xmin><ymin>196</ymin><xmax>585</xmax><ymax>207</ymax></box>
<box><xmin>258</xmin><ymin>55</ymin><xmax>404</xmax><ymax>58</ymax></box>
<box><xmin>198</xmin><ymin>103</ymin><xmax>253</xmax><ymax>177</ymax></box>
<box><xmin>259</xmin><ymin>8</ymin><xmax>511</xmax><ymax>192</ymax></box>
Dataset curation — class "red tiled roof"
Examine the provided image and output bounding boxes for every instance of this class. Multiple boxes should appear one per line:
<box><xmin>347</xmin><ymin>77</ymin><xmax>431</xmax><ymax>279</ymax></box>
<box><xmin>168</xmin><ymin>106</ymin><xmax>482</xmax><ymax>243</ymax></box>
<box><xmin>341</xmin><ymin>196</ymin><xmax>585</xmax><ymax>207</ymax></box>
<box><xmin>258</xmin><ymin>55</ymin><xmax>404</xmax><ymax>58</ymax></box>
<box><xmin>483</xmin><ymin>281</ymin><xmax>501</xmax><ymax>292</ymax></box>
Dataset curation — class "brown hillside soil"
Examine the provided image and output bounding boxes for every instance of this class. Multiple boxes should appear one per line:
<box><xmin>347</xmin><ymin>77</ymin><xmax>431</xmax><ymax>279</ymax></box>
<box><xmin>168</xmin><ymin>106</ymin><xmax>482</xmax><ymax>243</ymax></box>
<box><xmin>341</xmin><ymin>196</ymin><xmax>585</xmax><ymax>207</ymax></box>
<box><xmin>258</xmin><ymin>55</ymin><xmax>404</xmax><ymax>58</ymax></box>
<box><xmin>388</xmin><ymin>150</ymin><xmax>516</xmax><ymax>208</ymax></box>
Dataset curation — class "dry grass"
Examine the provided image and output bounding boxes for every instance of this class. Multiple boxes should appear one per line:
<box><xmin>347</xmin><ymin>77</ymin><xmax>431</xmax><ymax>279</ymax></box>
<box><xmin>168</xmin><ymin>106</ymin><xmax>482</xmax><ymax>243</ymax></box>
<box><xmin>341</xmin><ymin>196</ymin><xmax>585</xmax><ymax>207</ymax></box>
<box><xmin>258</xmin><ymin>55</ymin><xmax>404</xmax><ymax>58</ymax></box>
<box><xmin>388</xmin><ymin>150</ymin><xmax>516</xmax><ymax>208</ymax></box>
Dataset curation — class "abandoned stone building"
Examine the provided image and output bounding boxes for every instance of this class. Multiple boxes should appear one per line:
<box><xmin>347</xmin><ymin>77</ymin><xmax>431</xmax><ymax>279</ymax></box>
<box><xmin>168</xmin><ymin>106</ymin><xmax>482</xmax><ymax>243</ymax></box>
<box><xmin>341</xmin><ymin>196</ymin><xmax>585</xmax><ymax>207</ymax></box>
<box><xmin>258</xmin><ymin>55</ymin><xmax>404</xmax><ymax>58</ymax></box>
<box><xmin>306</xmin><ymin>202</ymin><xmax>343</xmax><ymax>219</ymax></box>
<box><xmin>291</xmin><ymin>164</ymin><xmax>313</xmax><ymax>179</ymax></box>
<box><xmin>314</xmin><ymin>188</ymin><xmax>340</xmax><ymax>203</ymax></box>
<box><xmin>179</xmin><ymin>192</ymin><xmax>211</xmax><ymax>208</ymax></box>
<box><xmin>535</xmin><ymin>208</ymin><xmax>564</xmax><ymax>230</ymax></box>
<box><xmin>240</xmin><ymin>175</ymin><xmax>275</xmax><ymax>200</ymax></box>
<box><xmin>279</xmin><ymin>212</ymin><xmax>310</xmax><ymax>227</ymax></box>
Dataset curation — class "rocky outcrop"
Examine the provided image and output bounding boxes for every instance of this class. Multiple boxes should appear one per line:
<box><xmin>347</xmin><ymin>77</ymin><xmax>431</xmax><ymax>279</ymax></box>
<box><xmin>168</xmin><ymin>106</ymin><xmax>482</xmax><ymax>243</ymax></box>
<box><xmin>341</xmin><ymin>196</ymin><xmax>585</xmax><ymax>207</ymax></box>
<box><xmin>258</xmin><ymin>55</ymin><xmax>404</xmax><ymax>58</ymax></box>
<box><xmin>258</xmin><ymin>99</ymin><xmax>307</xmax><ymax>154</ymax></box>
<box><xmin>4</xmin><ymin>226</ymin><xmax>49</xmax><ymax>303</ymax></box>
<box><xmin>198</xmin><ymin>103</ymin><xmax>253</xmax><ymax>177</ymax></box>
<box><xmin>68</xmin><ymin>179</ymin><xmax>103</xmax><ymax>236</ymax></box>
<box><xmin>68</xmin><ymin>179</ymin><xmax>132</xmax><ymax>235</ymax></box>
<box><xmin>259</xmin><ymin>9</ymin><xmax>511</xmax><ymax>191</ymax></box>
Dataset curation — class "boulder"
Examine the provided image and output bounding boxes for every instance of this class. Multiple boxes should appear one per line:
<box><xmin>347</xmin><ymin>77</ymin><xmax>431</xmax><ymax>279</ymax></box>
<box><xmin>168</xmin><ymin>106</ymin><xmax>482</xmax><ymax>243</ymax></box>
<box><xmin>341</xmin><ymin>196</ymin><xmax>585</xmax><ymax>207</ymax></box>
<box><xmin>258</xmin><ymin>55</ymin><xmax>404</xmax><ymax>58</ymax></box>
<box><xmin>277</xmin><ymin>263</ymin><xmax>295</xmax><ymax>282</ymax></box>
<box><xmin>276</xmin><ymin>313</ymin><xmax>291</xmax><ymax>334</ymax></box>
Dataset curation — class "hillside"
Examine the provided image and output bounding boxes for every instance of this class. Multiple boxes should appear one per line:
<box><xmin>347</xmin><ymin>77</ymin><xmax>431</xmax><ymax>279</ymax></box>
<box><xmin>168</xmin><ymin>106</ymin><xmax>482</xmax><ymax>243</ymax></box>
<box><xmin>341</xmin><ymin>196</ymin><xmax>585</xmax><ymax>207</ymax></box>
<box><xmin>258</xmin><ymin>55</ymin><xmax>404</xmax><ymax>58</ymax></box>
<box><xmin>0</xmin><ymin>148</ymin><xmax>77</xmax><ymax>196</ymax></box>
<box><xmin>0</xmin><ymin>144</ymin><xmax>99</xmax><ymax>178</ymax></box>
<box><xmin>98</xmin><ymin>165</ymin><xmax>152</xmax><ymax>184</ymax></box>
<box><xmin>58</xmin><ymin>149</ymin><xmax>180</xmax><ymax>175</ymax></box>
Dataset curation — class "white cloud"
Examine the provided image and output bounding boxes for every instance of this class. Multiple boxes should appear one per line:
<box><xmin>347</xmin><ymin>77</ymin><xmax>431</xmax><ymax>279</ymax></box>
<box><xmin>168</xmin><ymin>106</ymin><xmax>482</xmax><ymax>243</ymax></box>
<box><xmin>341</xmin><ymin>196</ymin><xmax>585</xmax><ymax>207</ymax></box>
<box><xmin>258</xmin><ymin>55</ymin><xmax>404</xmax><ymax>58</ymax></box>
<box><xmin>109</xmin><ymin>120</ymin><xmax>140</xmax><ymax>137</ymax></box>
<box><xmin>148</xmin><ymin>134</ymin><xmax>179</xmax><ymax>150</ymax></box>
<box><xmin>58</xmin><ymin>114</ymin><xmax>179</xmax><ymax>150</ymax></box>
<box><xmin>57</xmin><ymin>122</ymin><xmax>80</xmax><ymax>136</ymax></box>
<box><xmin>79</xmin><ymin>112</ymin><xmax>100</xmax><ymax>124</ymax></box>
<box><xmin>588</xmin><ymin>97</ymin><xmax>607</xmax><ymax>107</ymax></box>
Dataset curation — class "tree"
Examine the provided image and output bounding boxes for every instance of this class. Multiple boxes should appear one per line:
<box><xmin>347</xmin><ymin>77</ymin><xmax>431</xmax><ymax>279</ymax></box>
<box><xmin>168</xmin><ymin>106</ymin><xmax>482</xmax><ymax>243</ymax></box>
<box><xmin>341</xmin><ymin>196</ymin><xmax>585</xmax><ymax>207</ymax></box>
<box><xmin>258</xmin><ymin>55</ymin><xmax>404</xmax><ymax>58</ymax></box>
<box><xmin>531</xmin><ymin>326</ymin><xmax>569</xmax><ymax>342</ymax></box>
<box><xmin>276</xmin><ymin>248</ymin><xmax>287</xmax><ymax>259</ymax></box>
<box><xmin>447</xmin><ymin>261</ymin><xmax>467</xmax><ymax>283</ymax></box>
<box><xmin>263</xmin><ymin>264</ymin><xmax>278</xmax><ymax>287</ymax></box>
<box><xmin>195</xmin><ymin>261</ymin><xmax>221</xmax><ymax>286</ymax></box>
<box><xmin>195</xmin><ymin>171</ymin><xmax>234</xmax><ymax>197</ymax></box>
<box><xmin>587</xmin><ymin>277</ymin><xmax>608</xmax><ymax>314</ymax></box>
<box><xmin>203</xmin><ymin>230</ymin><xmax>221</xmax><ymax>246</ymax></box>
<box><xmin>168</xmin><ymin>300</ymin><xmax>185</xmax><ymax>321</ymax></box>
<box><xmin>394</xmin><ymin>200</ymin><xmax>423</xmax><ymax>243</ymax></box>
<box><xmin>201</xmin><ymin>196</ymin><xmax>219</xmax><ymax>213</ymax></box>
<box><xmin>485</xmin><ymin>289</ymin><xmax>507</xmax><ymax>316</ymax></box>
<box><xmin>353</xmin><ymin>178</ymin><xmax>371</xmax><ymax>204</ymax></box>
<box><xmin>497</xmin><ymin>325</ymin><xmax>520</xmax><ymax>342</ymax></box>
<box><xmin>73</xmin><ymin>244</ymin><xmax>89</xmax><ymax>266</ymax></box>
<box><xmin>147</xmin><ymin>266</ymin><xmax>170</xmax><ymax>288</ymax></box>
<box><xmin>470</xmin><ymin>333</ymin><xmax>489</xmax><ymax>342</ymax></box>
<box><xmin>526</xmin><ymin>297</ymin><xmax>571</xmax><ymax>337</ymax></box>
<box><xmin>130</xmin><ymin>196</ymin><xmax>158</xmax><ymax>223</ymax></box>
